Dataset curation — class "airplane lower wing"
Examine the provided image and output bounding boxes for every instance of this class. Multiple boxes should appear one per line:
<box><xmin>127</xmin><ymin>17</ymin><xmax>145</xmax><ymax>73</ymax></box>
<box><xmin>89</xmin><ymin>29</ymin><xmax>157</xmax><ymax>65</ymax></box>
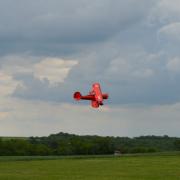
<box><xmin>91</xmin><ymin>100</ymin><xmax>99</xmax><ymax>108</ymax></box>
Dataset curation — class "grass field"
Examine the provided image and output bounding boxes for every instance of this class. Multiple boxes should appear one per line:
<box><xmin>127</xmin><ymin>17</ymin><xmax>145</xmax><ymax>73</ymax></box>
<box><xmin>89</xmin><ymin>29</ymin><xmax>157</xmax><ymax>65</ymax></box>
<box><xmin>0</xmin><ymin>153</ymin><xmax>179</xmax><ymax>180</ymax></box>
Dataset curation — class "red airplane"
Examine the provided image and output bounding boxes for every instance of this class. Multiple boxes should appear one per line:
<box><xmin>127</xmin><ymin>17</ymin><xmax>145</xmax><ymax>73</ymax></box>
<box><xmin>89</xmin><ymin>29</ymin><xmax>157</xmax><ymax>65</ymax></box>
<box><xmin>73</xmin><ymin>83</ymin><xmax>109</xmax><ymax>108</ymax></box>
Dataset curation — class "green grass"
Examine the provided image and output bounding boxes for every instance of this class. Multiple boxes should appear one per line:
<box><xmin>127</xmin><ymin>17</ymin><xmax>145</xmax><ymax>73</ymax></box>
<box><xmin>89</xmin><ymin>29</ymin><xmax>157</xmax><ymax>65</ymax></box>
<box><xmin>0</xmin><ymin>153</ymin><xmax>179</xmax><ymax>180</ymax></box>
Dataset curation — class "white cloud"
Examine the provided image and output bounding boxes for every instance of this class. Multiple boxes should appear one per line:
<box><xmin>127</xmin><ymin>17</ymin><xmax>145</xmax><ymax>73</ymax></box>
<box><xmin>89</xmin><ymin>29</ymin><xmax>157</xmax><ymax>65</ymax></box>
<box><xmin>166</xmin><ymin>57</ymin><xmax>180</xmax><ymax>73</ymax></box>
<box><xmin>133</xmin><ymin>68</ymin><xmax>154</xmax><ymax>78</ymax></box>
<box><xmin>106</xmin><ymin>54</ymin><xmax>154</xmax><ymax>81</ymax></box>
<box><xmin>158</xmin><ymin>22</ymin><xmax>180</xmax><ymax>41</ymax></box>
<box><xmin>149</xmin><ymin>0</ymin><xmax>180</xmax><ymax>24</ymax></box>
<box><xmin>34</xmin><ymin>58</ymin><xmax>78</xmax><ymax>85</ymax></box>
<box><xmin>108</xmin><ymin>58</ymin><xmax>131</xmax><ymax>75</ymax></box>
<box><xmin>0</xmin><ymin>96</ymin><xmax>180</xmax><ymax>137</ymax></box>
<box><xmin>1</xmin><ymin>55</ymin><xmax>78</xmax><ymax>86</ymax></box>
<box><xmin>149</xmin><ymin>0</ymin><xmax>180</xmax><ymax>44</ymax></box>
<box><xmin>0</xmin><ymin>71</ymin><xmax>22</xmax><ymax>96</ymax></box>
<box><xmin>0</xmin><ymin>55</ymin><xmax>37</xmax><ymax>75</ymax></box>
<box><xmin>0</xmin><ymin>111</ymin><xmax>9</xmax><ymax>119</ymax></box>
<box><xmin>0</xmin><ymin>97</ymin><xmax>113</xmax><ymax>136</ymax></box>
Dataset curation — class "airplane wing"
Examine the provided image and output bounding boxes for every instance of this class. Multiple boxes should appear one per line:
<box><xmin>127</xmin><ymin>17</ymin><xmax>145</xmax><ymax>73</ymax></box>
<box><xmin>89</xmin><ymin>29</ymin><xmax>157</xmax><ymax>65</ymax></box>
<box><xmin>102</xmin><ymin>94</ymin><xmax>108</xmax><ymax>99</ymax></box>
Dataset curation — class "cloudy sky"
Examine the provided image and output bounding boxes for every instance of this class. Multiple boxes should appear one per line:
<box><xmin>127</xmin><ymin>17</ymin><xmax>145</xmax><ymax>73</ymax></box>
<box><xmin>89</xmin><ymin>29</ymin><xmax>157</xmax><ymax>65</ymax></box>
<box><xmin>0</xmin><ymin>0</ymin><xmax>180</xmax><ymax>137</ymax></box>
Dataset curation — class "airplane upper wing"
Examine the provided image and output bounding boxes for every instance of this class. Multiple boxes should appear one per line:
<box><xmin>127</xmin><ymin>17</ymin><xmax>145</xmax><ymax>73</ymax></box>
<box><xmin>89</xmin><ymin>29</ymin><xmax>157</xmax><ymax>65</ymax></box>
<box><xmin>102</xmin><ymin>94</ymin><xmax>108</xmax><ymax>99</ymax></box>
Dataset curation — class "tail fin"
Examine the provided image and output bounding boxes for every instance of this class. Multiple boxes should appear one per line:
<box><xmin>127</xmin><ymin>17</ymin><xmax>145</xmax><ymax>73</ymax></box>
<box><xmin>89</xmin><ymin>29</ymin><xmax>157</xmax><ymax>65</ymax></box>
<box><xmin>73</xmin><ymin>92</ymin><xmax>82</xmax><ymax>101</ymax></box>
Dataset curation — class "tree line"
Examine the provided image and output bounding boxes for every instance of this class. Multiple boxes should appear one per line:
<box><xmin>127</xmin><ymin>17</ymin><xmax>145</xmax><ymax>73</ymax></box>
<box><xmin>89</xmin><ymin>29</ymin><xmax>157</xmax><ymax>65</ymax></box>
<box><xmin>0</xmin><ymin>132</ymin><xmax>180</xmax><ymax>155</ymax></box>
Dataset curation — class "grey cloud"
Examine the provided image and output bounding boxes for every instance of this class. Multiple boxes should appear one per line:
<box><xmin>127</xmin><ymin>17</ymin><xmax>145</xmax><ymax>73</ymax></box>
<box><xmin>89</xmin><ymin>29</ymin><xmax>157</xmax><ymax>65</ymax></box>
<box><xmin>2</xmin><ymin>0</ymin><xmax>180</xmax><ymax>106</ymax></box>
<box><xmin>11</xmin><ymin>47</ymin><xmax>180</xmax><ymax>105</ymax></box>
<box><xmin>0</xmin><ymin>0</ymin><xmax>156</xmax><ymax>43</ymax></box>
<box><xmin>13</xmin><ymin>74</ymin><xmax>80</xmax><ymax>104</ymax></box>
<box><xmin>2</xmin><ymin>0</ymin><xmax>180</xmax><ymax>137</ymax></box>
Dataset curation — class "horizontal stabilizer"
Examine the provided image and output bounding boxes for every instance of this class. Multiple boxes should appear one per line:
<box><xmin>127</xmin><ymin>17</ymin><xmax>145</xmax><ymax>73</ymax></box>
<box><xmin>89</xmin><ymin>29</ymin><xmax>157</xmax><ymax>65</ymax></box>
<box><xmin>73</xmin><ymin>92</ymin><xmax>82</xmax><ymax>101</ymax></box>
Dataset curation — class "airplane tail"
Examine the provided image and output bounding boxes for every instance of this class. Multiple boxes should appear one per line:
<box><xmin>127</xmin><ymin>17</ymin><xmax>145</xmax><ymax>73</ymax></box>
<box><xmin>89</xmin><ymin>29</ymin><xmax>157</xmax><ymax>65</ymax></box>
<box><xmin>73</xmin><ymin>92</ymin><xmax>82</xmax><ymax>101</ymax></box>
